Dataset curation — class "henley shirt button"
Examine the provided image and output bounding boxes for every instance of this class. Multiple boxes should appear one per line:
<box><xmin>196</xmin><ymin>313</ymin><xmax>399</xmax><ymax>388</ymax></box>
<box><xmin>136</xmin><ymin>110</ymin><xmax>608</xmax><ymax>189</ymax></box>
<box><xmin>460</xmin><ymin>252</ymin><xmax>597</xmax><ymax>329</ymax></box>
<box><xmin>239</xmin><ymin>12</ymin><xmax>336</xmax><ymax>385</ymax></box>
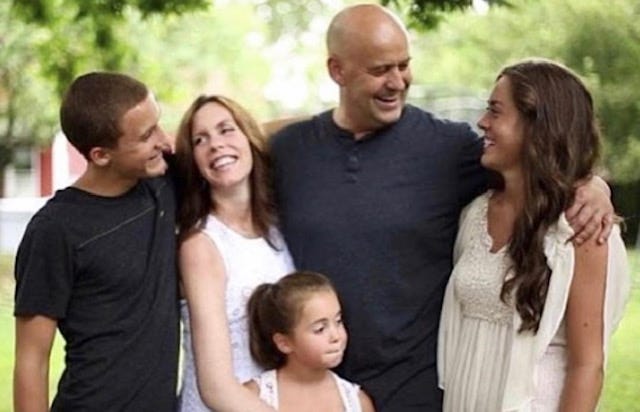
<box><xmin>159</xmin><ymin>210</ymin><xmax>165</xmax><ymax>218</ymax></box>
<box><xmin>346</xmin><ymin>173</ymin><xmax>358</xmax><ymax>183</ymax></box>
<box><xmin>346</xmin><ymin>155</ymin><xmax>360</xmax><ymax>172</ymax></box>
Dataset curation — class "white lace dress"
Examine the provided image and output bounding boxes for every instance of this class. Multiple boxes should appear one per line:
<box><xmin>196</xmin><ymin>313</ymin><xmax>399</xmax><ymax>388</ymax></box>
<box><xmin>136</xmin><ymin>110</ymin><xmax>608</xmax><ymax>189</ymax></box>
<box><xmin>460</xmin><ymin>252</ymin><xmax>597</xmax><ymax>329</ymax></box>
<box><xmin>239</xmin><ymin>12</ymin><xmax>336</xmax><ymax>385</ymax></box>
<box><xmin>438</xmin><ymin>192</ymin><xmax>630</xmax><ymax>412</ymax></box>
<box><xmin>178</xmin><ymin>215</ymin><xmax>295</xmax><ymax>412</ymax></box>
<box><xmin>439</xmin><ymin>192</ymin><xmax>514</xmax><ymax>411</ymax></box>
<box><xmin>252</xmin><ymin>369</ymin><xmax>363</xmax><ymax>412</ymax></box>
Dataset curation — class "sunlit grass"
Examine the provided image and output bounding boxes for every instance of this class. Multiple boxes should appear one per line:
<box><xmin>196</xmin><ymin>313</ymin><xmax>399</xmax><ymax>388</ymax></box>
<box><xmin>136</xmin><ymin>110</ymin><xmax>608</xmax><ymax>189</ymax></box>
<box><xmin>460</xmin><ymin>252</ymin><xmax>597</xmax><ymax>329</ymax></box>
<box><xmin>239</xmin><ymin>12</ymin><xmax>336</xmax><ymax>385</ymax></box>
<box><xmin>599</xmin><ymin>249</ymin><xmax>640</xmax><ymax>411</ymax></box>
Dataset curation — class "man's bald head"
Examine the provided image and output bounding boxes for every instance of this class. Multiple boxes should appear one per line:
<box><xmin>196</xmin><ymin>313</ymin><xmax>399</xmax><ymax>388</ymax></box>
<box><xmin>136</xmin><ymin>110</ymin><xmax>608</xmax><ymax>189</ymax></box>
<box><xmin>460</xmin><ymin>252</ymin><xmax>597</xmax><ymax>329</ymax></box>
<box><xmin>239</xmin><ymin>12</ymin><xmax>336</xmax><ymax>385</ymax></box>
<box><xmin>326</xmin><ymin>4</ymin><xmax>409</xmax><ymax>58</ymax></box>
<box><xmin>324</xmin><ymin>4</ymin><xmax>412</xmax><ymax>136</ymax></box>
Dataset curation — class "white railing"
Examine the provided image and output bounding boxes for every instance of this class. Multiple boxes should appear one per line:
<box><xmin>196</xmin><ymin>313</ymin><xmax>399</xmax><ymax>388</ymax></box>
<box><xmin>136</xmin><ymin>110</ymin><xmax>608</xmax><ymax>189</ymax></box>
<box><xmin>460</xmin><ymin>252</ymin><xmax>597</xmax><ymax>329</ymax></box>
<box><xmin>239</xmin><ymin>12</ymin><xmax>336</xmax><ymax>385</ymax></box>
<box><xmin>0</xmin><ymin>197</ymin><xmax>48</xmax><ymax>254</ymax></box>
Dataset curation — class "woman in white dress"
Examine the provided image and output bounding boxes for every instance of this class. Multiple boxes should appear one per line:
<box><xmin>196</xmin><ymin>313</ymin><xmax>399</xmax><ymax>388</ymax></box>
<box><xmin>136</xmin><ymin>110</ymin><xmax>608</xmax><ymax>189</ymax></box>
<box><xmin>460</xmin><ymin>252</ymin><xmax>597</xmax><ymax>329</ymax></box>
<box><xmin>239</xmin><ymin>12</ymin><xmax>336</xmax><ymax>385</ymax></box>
<box><xmin>174</xmin><ymin>95</ymin><xmax>294</xmax><ymax>412</ymax></box>
<box><xmin>438</xmin><ymin>59</ymin><xmax>630</xmax><ymax>411</ymax></box>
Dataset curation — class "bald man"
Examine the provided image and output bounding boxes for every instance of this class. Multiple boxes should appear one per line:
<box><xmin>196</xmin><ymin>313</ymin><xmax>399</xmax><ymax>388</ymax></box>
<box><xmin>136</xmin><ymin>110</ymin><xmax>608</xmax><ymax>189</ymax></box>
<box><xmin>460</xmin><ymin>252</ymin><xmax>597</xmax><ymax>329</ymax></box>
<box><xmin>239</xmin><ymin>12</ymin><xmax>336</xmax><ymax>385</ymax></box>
<box><xmin>269</xmin><ymin>4</ymin><xmax>612</xmax><ymax>411</ymax></box>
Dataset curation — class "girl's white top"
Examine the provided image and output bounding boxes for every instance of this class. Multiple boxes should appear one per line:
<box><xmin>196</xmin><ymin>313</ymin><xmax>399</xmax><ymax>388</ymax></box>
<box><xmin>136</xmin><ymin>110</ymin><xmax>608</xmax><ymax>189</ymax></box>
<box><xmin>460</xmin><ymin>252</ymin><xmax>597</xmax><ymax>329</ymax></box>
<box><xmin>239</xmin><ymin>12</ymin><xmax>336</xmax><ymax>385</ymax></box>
<box><xmin>253</xmin><ymin>369</ymin><xmax>363</xmax><ymax>412</ymax></box>
<box><xmin>178</xmin><ymin>214</ymin><xmax>295</xmax><ymax>412</ymax></box>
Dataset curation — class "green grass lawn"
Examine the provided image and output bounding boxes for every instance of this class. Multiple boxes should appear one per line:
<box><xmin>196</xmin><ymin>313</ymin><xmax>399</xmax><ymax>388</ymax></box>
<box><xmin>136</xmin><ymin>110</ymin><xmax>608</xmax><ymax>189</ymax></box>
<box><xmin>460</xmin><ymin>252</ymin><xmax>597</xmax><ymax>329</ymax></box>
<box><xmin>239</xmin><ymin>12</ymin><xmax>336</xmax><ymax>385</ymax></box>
<box><xmin>1</xmin><ymin>251</ymin><xmax>639</xmax><ymax>411</ymax></box>
<box><xmin>599</xmin><ymin>248</ymin><xmax>640</xmax><ymax>411</ymax></box>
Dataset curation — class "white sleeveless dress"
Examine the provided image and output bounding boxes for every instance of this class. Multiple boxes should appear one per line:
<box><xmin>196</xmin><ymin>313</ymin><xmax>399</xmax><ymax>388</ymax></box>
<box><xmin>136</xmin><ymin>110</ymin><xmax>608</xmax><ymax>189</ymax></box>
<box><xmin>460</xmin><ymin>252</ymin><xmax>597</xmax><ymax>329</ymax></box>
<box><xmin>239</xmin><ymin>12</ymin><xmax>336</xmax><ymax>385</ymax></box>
<box><xmin>253</xmin><ymin>369</ymin><xmax>363</xmax><ymax>412</ymax></box>
<box><xmin>178</xmin><ymin>215</ymin><xmax>295</xmax><ymax>412</ymax></box>
<box><xmin>438</xmin><ymin>192</ymin><xmax>630</xmax><ymax>411</ymax></box>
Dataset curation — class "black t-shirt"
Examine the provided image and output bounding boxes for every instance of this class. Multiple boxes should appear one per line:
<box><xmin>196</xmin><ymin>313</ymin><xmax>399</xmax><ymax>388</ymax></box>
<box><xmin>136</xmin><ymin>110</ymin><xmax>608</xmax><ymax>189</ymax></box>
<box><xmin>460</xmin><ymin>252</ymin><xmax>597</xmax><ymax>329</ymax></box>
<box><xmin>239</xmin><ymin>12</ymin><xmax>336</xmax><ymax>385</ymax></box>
<box><xmin>14</xmin><ymin>176</ymin><xmax>179</xmax><ymax>411</ymax></box>
<box><xmin>270</xmin><ymin>105</ymin><xmax>487</xmax><ymax>411</ymax></box>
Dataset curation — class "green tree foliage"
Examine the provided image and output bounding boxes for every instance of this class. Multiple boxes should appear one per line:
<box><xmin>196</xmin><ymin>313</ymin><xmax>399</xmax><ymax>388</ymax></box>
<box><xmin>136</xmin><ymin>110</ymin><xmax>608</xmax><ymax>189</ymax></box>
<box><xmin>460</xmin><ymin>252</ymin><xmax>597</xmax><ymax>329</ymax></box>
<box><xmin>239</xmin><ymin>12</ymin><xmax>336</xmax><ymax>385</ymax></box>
<box><xmin>10</xmin><ymin>0</ymin><xmax>209</xmax><ymax>96</ymax></box>
<box><xmin>561</xmin><ymin>2</ymin><xmax>640</xmax><ymax>184</ymax></box>
<box><xmin>382</xmin><ymin>0</ymin><xmax>511</xmax><ymax>29</ymax></box>
<box><xmin>0</xmin><ymin>2</ymin><xmax>59</xmax><ymax>195</ymax></box>
<box><xmin>5</xmin><ymin>0</ymin><xmax>342</xmax><ymax>123</ymax></box>
<box><xmin>126</xmin><ymin>4</ymin><xmax>276</xmax><ymax>126</ymax></box>
<box><xmin>256</xmin><ymin>0</ymin><xmax>328</xmax><ymax>40</ymax></box>
<box><xmin>12</xmin><ymin>0</ymin><xmax>208</xmax><ymax>21</ymax></box>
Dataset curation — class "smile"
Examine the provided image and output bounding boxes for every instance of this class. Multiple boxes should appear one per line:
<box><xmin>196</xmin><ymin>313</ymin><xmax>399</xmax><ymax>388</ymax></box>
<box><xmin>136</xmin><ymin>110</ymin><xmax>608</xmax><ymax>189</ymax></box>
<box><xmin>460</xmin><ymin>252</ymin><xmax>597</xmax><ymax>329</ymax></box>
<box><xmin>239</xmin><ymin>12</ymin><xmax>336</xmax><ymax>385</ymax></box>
<box><xmin>375</xmin><ymin>95</ymin><xmax>399</xmax><ymax>105</ymax></box>
<box><xmin>483</xmin><ymin>137</ymin><xmax>495</xmax><ymax>148</ymax></box>
<box><xmin>210</xmin><ymin>155</ymin><xmax>238</xmax><ymax>170</ymax></box>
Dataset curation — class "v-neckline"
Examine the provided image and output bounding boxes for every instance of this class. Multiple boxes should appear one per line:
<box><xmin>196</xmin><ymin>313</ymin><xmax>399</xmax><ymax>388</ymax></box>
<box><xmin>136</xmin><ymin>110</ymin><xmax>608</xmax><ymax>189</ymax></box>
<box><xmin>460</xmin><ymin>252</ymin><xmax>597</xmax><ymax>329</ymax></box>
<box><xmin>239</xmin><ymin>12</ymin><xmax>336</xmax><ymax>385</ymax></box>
<box><xmin>481</xmin><ymin>192</ymin><xmax>509</xmax><ymax>255</ymax></box>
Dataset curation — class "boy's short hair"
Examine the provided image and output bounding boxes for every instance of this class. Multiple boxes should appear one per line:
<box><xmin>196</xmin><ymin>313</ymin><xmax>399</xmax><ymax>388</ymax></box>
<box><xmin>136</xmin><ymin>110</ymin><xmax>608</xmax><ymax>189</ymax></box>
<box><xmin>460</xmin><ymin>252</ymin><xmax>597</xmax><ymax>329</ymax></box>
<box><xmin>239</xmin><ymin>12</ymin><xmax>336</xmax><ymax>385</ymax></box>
<box><xmin>59</xmin><ymin>72</ymin><xmax>149</xmax><ymax>159</ymax></box>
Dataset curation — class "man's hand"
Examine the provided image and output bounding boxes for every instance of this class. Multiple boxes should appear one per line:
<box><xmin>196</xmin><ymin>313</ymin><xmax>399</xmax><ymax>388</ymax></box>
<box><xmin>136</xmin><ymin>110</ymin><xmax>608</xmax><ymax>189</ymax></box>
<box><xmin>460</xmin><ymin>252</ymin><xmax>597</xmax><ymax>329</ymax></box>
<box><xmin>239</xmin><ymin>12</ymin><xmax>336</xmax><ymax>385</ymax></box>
<box><xmin>565</xmin><ymin>176</ymin><xmax>614</xmax><ymax>245</ymax></box>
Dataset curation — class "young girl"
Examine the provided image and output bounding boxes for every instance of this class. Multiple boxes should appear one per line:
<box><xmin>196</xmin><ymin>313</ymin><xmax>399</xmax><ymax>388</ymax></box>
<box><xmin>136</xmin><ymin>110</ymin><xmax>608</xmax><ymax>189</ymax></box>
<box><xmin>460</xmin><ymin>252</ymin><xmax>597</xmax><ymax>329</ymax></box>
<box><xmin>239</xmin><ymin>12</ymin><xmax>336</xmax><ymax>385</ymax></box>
<box><xmin>245</xmin><ymin>271</ymin><xmax>376</xmax><ymax>412</ymax></box>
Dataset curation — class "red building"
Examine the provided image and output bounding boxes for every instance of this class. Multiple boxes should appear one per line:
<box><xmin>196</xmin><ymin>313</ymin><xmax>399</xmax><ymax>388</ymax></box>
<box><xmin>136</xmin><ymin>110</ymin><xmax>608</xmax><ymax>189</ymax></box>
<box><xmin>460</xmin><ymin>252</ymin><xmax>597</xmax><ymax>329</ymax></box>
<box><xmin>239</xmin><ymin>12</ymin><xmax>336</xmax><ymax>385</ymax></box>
<box><xmin>5</xmin><ymin>132</ymin><xmax>86</xmax><ymax>198</ymax></box>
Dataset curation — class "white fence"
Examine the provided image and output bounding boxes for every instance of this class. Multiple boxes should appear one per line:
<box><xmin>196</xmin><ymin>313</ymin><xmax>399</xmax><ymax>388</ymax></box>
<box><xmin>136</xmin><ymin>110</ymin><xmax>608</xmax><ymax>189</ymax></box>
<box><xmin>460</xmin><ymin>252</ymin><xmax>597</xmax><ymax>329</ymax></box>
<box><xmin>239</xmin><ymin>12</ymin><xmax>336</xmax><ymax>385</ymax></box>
<box><xmin>0</xmin><ymin>197</ymin><xmax>48</xmax><ymax>255</ymax></box>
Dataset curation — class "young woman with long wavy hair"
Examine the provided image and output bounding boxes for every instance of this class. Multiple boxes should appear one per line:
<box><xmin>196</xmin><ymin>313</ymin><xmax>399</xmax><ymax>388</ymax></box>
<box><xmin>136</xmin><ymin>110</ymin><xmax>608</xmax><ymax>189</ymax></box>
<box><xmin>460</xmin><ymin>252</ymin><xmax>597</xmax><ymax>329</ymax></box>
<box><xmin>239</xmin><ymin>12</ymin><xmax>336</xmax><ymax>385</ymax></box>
<box><xmin>438</xmin><ymin>59</ymin><xmax>630</xmax><ymax>412</ymax></box>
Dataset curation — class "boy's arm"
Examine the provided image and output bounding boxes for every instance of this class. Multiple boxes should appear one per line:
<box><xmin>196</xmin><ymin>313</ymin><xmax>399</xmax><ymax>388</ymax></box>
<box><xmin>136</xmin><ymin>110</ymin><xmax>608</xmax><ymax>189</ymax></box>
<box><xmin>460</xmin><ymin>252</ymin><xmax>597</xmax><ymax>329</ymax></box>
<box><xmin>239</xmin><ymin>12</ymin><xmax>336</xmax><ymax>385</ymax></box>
<box><xmin>14</xmin><ymin>315</ymin><xmax>57</xmax><ymax>412</ymax></box>
<box><xmin>261</xmin><ymin>115</ymin><xmax>309</xmax><ymax>140</ymax></box>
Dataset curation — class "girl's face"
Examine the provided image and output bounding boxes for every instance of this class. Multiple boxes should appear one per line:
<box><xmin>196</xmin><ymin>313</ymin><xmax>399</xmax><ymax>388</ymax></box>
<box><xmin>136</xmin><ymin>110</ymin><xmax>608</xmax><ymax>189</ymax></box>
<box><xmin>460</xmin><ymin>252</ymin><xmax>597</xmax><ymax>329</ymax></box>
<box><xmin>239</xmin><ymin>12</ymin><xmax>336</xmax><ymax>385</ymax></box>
<box><xmin>190</xmin><ymin>102</ymin><xmax>253</xmax><ymax>195</ymax></box>
<box><xmin>278</xmin><ymin>290</ymin><xmax>348</xmax><ymax>370</ymax></box>
<box><xmin>477</xmin><ymin>75</ymin><xmax>525</xmax><ymax>176</ymax></box>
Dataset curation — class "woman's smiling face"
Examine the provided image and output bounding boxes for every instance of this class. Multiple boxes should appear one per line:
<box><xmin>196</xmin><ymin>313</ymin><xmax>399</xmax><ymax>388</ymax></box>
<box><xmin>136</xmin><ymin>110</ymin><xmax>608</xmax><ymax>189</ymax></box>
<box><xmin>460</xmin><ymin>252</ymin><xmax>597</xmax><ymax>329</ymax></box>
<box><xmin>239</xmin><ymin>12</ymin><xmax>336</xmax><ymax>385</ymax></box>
<box><xmin>190</xmin><ymin>102</ymin><xmax>254</xmax><ymax>194</ymax></box>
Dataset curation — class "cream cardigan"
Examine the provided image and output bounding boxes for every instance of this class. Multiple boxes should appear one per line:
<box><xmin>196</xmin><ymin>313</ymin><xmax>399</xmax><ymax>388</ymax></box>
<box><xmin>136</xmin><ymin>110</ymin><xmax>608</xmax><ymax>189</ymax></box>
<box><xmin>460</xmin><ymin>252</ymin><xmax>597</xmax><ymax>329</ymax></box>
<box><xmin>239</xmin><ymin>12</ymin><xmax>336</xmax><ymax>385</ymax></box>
<box><xmin>438</xmin><ymin>194</ymin><xmax>631</xmax><ymax>411</ymax></box>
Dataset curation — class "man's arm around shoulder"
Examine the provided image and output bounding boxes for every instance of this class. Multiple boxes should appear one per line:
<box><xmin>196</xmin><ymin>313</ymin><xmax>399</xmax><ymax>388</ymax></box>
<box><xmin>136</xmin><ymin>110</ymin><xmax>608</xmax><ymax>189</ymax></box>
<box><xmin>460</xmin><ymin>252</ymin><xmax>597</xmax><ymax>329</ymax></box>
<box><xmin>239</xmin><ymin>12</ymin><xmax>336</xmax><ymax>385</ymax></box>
<box><xmin>262</xmin><ymin>115</ymin><xmax>310</xmax><ymax>142</ymax></box>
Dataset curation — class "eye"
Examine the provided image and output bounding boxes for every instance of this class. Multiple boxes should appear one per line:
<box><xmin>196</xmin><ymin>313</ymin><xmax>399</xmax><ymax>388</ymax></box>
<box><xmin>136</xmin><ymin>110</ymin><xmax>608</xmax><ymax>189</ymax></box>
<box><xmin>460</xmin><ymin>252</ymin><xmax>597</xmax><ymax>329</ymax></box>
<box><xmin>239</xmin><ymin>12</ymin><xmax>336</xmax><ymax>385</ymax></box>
<box><xmin>142</xmin><ymin>126</ymin><xmax>155</xmax><ymax>141</ymax></box>
<box><xmin>313</xmin><ymin>325</ymin><xmax>325</xmax><ymax>334</ymax></box>
<box><xmin>398</xmin><ymin>62</ymin><xmax>409</xmax><ymax>71</ymax></box>
<box><xmin>368</xmin><ymin>65</ymin><xmax>390</xmax><ymax>77</ymax></box>
<box><xmin>191</xmin><ymin>134</ymin><xmax>208</xmax><ymax>146</ymax></box>
<box><xmin>220</xmin><ymin>125</ymin><xmax>236</xmax><ymax>135</ymax></box>
<box><xmin>485</xmin><ymin>107</ymin><xmax>499</xmax><ymax>116</ymax></box>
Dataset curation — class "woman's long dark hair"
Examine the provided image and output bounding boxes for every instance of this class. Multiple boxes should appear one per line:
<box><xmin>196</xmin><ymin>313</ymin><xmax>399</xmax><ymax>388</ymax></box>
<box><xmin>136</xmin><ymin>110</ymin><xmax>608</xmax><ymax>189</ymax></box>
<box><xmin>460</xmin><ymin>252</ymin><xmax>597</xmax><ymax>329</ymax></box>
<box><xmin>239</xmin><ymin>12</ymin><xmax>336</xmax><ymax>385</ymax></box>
<box><xmin>499</xmin><ymin>59</ymin><xmax>601</xmax><ymax>332</ymax></box>
<box><xmin>174</xmin><ymin>95</ymin><xmax>276</xmax><ymax>246</ymax></box>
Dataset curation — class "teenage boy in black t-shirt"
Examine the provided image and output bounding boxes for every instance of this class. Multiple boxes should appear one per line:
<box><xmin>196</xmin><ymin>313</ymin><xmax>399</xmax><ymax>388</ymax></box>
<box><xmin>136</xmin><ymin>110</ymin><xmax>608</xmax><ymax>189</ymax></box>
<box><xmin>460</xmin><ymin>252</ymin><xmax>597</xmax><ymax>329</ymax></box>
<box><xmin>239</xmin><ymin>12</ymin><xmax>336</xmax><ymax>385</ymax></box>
<box><xmin>13</xmin><ymin>72</ymin><xmax>180</xmax><ymax>411</ymax></box>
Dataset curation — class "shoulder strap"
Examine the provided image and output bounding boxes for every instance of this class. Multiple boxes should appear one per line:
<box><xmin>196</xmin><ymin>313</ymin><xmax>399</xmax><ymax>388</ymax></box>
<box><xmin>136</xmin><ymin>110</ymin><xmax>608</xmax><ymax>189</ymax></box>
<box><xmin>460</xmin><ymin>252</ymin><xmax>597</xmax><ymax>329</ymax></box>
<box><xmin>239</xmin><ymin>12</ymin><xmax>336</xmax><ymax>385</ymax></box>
<box><xmin>332</xmin><ymin>372</ymin><xmax>362</xmax><ymax>412</ymax></box>
<box><xmin>255</xmin><ymin>369</ymin><xmax>279</xmax><ymax>408</ymax></box>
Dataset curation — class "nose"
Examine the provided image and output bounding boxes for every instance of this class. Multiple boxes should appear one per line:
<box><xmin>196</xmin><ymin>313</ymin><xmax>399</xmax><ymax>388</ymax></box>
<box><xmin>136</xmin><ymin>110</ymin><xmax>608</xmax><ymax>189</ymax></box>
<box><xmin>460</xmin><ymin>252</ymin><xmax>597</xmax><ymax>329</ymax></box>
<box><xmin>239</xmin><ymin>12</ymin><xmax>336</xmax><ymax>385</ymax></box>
<box><xmin>154</xmin><ymin>125</ymin><xmax>172</xmax><ymax>152</ymax></box>
<box><xmin>386</xmin><ymin>66</ymin><xmax>406</xmax><ymax>91</ymax></box>
<box><xmin>329</xmin><ymin>322</ymin><xmax>343</xmax><ymax>342</ymax></box>
<box><xmin>477</xmin><ymin>112</ymin><xmax>489</xmax><ymax>132</ymax></box>
<box><xmin>208</xmin><ymin>135</ymin><xmax>225</xmax><ymax>151</ymax></box>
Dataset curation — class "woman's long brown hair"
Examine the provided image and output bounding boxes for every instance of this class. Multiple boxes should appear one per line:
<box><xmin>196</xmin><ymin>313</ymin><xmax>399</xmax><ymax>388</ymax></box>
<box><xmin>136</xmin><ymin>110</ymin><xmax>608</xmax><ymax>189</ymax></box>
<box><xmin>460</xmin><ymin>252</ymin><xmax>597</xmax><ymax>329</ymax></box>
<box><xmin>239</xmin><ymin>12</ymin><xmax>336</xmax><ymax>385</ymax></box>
<box><xmin>174</xmin><ymin>95</ymin><xmax>277</xmax><ymax>247</ymax></box>
<box><xmin>498</xmin><ymin>59</ymin><xmax>601</xmax><ymax>332</ymax></box>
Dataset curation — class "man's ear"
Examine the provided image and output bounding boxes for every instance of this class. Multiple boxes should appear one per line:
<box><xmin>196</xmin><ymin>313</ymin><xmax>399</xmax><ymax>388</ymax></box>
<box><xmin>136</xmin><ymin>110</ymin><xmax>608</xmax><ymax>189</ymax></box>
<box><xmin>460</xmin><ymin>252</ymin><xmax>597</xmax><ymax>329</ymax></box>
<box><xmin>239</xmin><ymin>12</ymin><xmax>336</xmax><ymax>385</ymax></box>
<box><xmin>88</xmin><ymin>146</ymin><xmax>112</xmax><ymax>167</ymax></box>
<box><xmin>273</xmin><ymin>332</ymin><xmax>294</xmax><ymax>354</ymax></box>
<box><xmin>327</xmin><ymin>56</ymin><xmax>345</xmax><ymax>86</ymax></box>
